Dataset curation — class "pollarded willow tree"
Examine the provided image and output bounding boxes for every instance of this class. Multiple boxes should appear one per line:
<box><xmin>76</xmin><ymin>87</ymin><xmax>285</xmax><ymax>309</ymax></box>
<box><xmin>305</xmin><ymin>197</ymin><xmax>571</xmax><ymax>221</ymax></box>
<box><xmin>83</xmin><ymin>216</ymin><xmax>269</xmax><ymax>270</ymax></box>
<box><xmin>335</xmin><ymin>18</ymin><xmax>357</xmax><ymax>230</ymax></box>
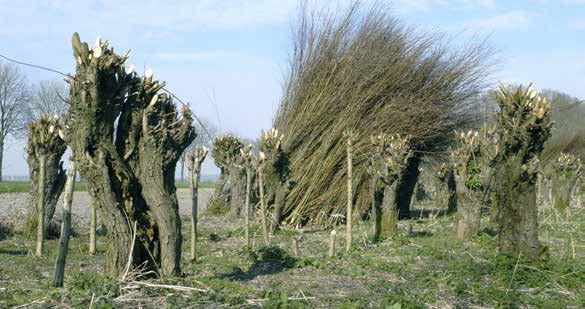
<box><xmin>491</xmin><ymin>85</ymin><xmax>552</xmax><ymax>260</ymax></box>
<box><xmin>552</xmin><ymin>153</ymin><xmax>582</xmax><ymax>211</ymax></box>
<box><xmin>449</xmin><ymin>130</ymin><xmax>485</xmax><ymax>240</ymax></box>
<box><xmin>258</xmin><ymin>128</ymin><xmax>291</xmax><ymax>232</ymax></box>
<box><xmin>66</xmin><ymin>33</ymin><xmax>195</xmax><ymax>276</ymax></box>
<box><xmin>25</xmin><ymin>114</ymin><xmax>67</xmax><ymax>240</ymax></box>
<box><xmin>273</xmin><ymin>1</ymin><xmax>492</xmax><ymax>226</ymax></box>
<box><xmin>369</xmin><ymin>133</ymin><xmax>413</xmax><ymax>240</ymax></box>
<box><xmin>211</xmin><ymin>135</ymin><xmax>244</xmax><ymax>213</ymax></box>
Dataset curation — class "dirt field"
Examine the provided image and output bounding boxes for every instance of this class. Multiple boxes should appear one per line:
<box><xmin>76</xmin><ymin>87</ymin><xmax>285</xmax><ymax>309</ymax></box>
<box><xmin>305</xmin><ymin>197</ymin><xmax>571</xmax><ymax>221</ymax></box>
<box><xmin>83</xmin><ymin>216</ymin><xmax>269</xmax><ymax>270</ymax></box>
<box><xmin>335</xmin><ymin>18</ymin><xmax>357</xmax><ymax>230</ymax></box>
<box><xmin>0</xmin><ymin>188</ymin><xmax>213</xmax><ymax>223</ymax></box>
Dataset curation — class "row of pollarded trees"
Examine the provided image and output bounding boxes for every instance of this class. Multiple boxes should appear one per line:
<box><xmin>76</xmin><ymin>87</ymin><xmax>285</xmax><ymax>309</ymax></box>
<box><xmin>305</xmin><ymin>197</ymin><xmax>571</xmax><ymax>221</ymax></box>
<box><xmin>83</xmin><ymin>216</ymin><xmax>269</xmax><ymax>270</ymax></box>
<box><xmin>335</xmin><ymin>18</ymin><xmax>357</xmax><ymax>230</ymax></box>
<box><xmin>209</xmin><ymin>128</ymin><xmax>291</xmax><ymax>236</ymax></box>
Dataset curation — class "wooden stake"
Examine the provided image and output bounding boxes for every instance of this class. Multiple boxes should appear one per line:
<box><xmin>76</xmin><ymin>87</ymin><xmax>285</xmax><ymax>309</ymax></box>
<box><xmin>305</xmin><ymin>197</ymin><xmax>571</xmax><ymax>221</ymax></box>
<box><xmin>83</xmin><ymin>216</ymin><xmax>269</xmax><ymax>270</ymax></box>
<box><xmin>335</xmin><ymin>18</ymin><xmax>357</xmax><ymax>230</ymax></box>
<box><xmin>35</xmin><ymin>154</ymin><xmax>46</xmax><ymax>257</ymax></box>
<box><xmin>328</xmin><ymin>230</ymin><xmax>337</xmax><ymax>259</ymax></box>
<box><xmin>244</xmin><ymin>166</ymin><xmax>253</xmax><ymax>249</ymax></box>
<box><xmin>89</xmin><ymin>201</ymin><xmax>97</xmax><ymax>255</ymax></box>
<box><xmin>291</xmin><ymin>238</ymin><xmax>299</xmax><ymax>257</ymax></box>
<box><xmin>257</xmin><ymin>152</ymin><xmax>269</xmax><ymax>245</ymax></box>
<box><xmin>53</xmin><ymin>159</ymin><xmax>77</xmax><ymax>287</ymax></box>
<box><xmin>345</xmin><ymin>130</ymin><xmax>354</xmax><ymax>252</ymax></box>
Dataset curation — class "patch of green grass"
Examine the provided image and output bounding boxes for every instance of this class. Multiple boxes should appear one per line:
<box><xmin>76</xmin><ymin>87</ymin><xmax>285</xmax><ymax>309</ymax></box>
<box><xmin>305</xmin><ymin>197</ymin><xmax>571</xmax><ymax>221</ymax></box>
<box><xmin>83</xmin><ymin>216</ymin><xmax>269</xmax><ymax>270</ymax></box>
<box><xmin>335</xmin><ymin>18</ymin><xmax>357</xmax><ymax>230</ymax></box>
<box><xmin>0</xmin><ymin>180</ymin><xmax>215</xmax><ymax>193</ymax></box>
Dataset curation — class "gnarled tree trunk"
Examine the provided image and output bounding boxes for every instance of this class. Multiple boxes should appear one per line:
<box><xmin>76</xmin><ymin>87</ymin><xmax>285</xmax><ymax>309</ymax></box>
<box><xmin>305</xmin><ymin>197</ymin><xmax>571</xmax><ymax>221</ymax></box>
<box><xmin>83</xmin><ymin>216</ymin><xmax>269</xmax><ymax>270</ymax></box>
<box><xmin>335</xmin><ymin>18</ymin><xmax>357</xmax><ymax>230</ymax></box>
<box><xmin>67</xmin><ymin>33</ymin><xmax>194</xmax><ymax>277</ymax></box>
<box><xmin>25</xmin><ymin>116</ymin><xmax>67</xmax><ymax>238</ymax></box>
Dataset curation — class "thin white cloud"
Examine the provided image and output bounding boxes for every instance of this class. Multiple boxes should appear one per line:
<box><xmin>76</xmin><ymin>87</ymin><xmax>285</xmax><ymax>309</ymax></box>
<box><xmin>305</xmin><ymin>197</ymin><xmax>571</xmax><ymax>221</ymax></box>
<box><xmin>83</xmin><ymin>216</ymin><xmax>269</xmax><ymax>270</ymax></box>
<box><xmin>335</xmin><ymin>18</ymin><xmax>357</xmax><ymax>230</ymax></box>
<box><xmin>463</xmin><ymin>11</ymin><xmax>531</xmax><ymax>31</ymax></box>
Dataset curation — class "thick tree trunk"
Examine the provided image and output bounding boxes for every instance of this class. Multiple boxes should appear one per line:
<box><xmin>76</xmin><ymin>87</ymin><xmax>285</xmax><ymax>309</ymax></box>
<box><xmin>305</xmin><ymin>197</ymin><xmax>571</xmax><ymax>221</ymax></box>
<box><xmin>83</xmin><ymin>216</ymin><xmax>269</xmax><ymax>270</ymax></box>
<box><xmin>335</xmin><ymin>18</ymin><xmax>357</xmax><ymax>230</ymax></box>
<box><xmin>395</xmin><ymin>155</ymin><xmax>421</xmax><ymax>219</ymax></box>
<box><xmin>371</xmin><ymin>177</ymin><xmax>384</xmax><ymax>242</ymax></box>
<box><xmin>380</xmin><ymin>182</ymin><xmax>399</xmax><ymax>238</ymax></box>
<box><xmin>445</xmin><ymin>170</ymin><xmax>457</xmax><ymax>214</ymax></box>
<box><xmin>454</xmin><ymin>174</ymin><xmax>481</xmax><ymax>240</ymax></box>
<box><xmin>270</xmin><ymin>184</ymin><xmax>287</xmax><ymax>233</ymax></box>
<box><xmin>552</xmin><ymin>173</ymin><xmax>579</xmax><ymax>211</ymax></box>
<box><xmin>26</xmin><ymin>150</ymin><xmax>66</xmax><ymax>237</ymax></box>
<box><xmin>35</xmin><ymin>155</ymin><xmax>46</xmax><ymax>257</ymax></box>
<box><xmin>53</xmin><ymin>159</ymin><xmax>77</xmax><ymax>287</ymax></box>
<box><xmin>493</xmin><ymin>157</ymin><xmax>542</xmax><ymax>259</ymax></box>
<box><xmin>89</xmin><ymin>201</ymin><xmax>97</xmax><ymax>255</ymax></box>
<box><xmin>228</xmin><ymin>165</ymin><xmax>246</xmax><ymax>218</ymax></box>
<box><xmin>137</xmin><ymin>149</ymin><xmax>183</xmax><ymax>277</ymax></box>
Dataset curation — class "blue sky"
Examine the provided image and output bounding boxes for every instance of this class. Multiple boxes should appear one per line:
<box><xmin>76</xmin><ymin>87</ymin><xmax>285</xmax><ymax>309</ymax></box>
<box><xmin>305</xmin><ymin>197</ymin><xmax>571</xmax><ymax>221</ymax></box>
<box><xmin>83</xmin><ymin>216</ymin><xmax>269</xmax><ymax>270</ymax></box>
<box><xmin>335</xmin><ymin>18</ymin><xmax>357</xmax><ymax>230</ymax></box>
<box><xmin>1</xmin><ymin>0</ymin><xmax>584</xmax><ymax>177</ymax></box>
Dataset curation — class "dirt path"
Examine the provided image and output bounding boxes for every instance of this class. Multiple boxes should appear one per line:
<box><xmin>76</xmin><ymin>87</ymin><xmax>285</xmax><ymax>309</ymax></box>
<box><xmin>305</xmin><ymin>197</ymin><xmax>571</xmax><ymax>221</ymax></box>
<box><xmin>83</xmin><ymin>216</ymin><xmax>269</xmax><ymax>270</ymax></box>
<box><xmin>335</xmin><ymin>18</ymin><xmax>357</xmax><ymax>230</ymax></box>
<box><xmin>0</xmin><ymin>188</ymin><xmax>213</xmax><ymax>222</ymax></box>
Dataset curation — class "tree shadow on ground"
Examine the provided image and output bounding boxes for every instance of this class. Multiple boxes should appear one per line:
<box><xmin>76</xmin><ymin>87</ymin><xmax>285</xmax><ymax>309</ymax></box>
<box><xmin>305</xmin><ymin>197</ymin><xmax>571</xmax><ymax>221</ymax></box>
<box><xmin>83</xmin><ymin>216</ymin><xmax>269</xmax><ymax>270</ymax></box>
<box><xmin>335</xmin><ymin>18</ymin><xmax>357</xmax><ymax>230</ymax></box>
<box><xmin>214</xmin><ymin>246</ymin><xmax>296</xmax><ymax>282</ymax></box>
<box><xmin>408</xmin><ymin>208</ymin><xmax>450</xmax><ymax>219</ymax></box>
<box><xmin>0</xmin><ymin>248</ymin><xmax>28</xmax><ymax>256</ymax></box>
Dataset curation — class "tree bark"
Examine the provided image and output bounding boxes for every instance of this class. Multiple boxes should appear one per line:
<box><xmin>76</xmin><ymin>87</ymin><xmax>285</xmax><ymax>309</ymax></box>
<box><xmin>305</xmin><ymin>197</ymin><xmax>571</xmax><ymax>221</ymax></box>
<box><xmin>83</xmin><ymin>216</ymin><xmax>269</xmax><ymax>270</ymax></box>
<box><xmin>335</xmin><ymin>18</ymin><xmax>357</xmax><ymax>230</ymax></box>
<box><xmin>380</xmin><ymin>182</ymin><xmax>399</xmax><ymax>238</ymax></box>
<box><xmin>26</xmin><ymin>143</ymin><xmax>66</xmax><ymax>237</ymax></box>
<box><xmin>228</xmin><ymin>164</ymin><xmax>246</xmax><ymax>218</ymax></box>
<box><xmin>270</xmin><ymin>184</ymin><xmax>287</xmax><ymax>233</ymax></box>
<box><xmin>493</xmin><ymin>156</ymin><xmax>542</xmax><ymax>259</ymax></box>
<box><xmin>552</xmin><ymin>172</ymin><xmax>579</xmax><ymax>211</ymax></box>
<box><xmin>53</xmin><ymin>159</ymin><xmax>77</xmax><ymax>287</ymax></box>
<box><xmin>35</xmin><ymin>154</ymin><xmax>46</xmax><ymax>257</ymax></box>
<box><xmin>371</xmin><ymin>176</ymin><xmax>384</xmax><ymax>242</ymax></box>
<box><xmin>395</xmin><ymin>155</ymin><xmax>421</xmax><ymax>219</ymax></box>
<box><xmin>454</xmin><ymin>174</ymin><xmax>481</xmax><ymax>240</ymax></box>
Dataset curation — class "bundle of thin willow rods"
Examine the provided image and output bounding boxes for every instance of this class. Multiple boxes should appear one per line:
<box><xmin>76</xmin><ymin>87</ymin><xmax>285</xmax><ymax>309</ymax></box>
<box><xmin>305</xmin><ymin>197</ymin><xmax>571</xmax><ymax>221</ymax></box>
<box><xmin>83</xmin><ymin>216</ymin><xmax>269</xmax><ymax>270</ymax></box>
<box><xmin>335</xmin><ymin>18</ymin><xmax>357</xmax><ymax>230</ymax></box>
<box><xmin>274</xmin><ymin>1</ymin><xmax>492</xmax><ymax>226</ymax></box>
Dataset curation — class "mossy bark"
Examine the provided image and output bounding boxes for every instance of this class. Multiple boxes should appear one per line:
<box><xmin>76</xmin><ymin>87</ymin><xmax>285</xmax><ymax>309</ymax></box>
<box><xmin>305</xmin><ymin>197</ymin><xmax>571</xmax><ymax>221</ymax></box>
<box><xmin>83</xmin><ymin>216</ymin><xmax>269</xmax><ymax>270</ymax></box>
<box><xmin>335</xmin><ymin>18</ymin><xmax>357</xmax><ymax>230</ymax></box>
<box><xmin>371</xmin><ymin>177</ymin><xmax>384</xmax><ymax>242</ymax></box>
<box><xmin>493</xmin><ymin>156</ymin><xmax>541</xmax><ymax>259</ymax></box>
<box><xmin>380</xmin><ymin>182</ymin><xmax>399</xmax><ymax>238</ymax></box>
